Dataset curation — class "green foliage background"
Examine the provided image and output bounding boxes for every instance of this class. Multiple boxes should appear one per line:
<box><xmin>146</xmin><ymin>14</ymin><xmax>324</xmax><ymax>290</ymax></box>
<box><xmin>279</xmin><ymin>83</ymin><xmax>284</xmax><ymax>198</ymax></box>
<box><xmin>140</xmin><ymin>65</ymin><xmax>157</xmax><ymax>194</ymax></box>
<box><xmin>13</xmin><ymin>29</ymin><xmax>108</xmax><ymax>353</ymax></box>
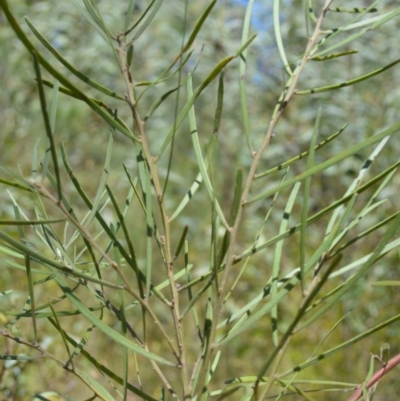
<box><xmin>1</xmin><ymin>1</ymin><xmax>400</xmax><ymax>400</ymax></box>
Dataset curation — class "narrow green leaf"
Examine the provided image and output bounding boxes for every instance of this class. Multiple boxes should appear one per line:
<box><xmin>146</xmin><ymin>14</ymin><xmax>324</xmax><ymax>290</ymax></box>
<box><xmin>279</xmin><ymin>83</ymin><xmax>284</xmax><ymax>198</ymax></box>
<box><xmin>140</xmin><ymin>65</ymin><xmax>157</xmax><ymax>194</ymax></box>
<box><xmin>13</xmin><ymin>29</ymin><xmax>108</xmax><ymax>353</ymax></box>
<box><xmin>31</xmin><ymin>138</ymin><xmax>41</xmax><ymax>181</ymax></box>
<box><xmin>48</xmin><ymin>318</ymin><xmax>158</xmax><ymax>401</ymax></box>
<box><xmin>60</xmin><ymin>146</ymin><xmax>139</xmax><ymax>275</ymax></box>
<box><xmin>307</xmin><ymin>0</ymin><xmax>317</xmax><ymax>22</ymax></box>
<box><xmin>280</xmin><ymin>312</ymin><xmax>400</xmax><ymax>378</ymax></box>
<box><xmin>0</xmin><ymin>2</ymin><xmax>137</xmax><ymax>140</ymax></box>
<box><xmin>300</xmin><ymin>110</ymin><xmax>321</xmax><ymax>289</ymax></box>
<box><xmin>56</xmin><ymin>277</ymin><xmax>175</xmax><ymax>366</ymax></box>
<box><xmin>0</xmin><ymin>231</ymin><xmax>124</xmax><ymax>289</ymax></box>
<box><xmin>144</xmin><ymin>86</ymin><xmax>181</xmax><ymax>122</ymax></box>
<box><xmin>7</xmin><ymin>307</ymin><xmax>102</xmax><ymax>318</ymax></box>
<box><xmin>32</xmin><ymin>51</ymin><xmax>62</xmax><ymax>201</ymax></box>
<box><xmin>157</xmin><ymin>56</ymin><xmax>236</xmax><ymax>158</ymax></box>
<box><xmin>239</xmin><ymin>0</ymin><xmax>256</xmax><ymax>153</ymax></box>
<box><xmin>125</xmin><ymin>0</ymin><xmax>157</xmax><ymax>35</ymax></box>
<box><xmin>328</xmin><ymin>211</ymin><xmax>399</xmax><ymax>259</ymax></box>
<box><xmin>196</xmin><ymin>297</ymin><xmax>213</xmax><ymax>395</ymax></box>
<box><xmin>25</xmin><ymin>256</ymin><xmax>37</xmax><ymax>339</ymax></box>
<box><xmin>274</xmin><ymin>0</ymin><xmax>292</xmax><ymax>76</ymax></box>
<box><xmin>200</xmin><ymin>351</ymin><xmax>220</xmax><ymax>401</ymax></box>
<box><xmin>311</xmin><ymin>50</ymin><xmax>358</xmax><ymax>61</ymax></box>
<box><xmin>0</xmin><ymin>177</ymin><xmax>34</xmax><ymax>193</ymax></box>
<box><xmin>312</xmin><ymin>2</ymin><xmax>397</xmax><ymax>59</ymax></box>
<box><xmin>271</xmin><ymin>182</ymin><xmax>301</xmax><ymax>345</ymax></box>
<box><xmin>153</xmin><ymin>263</ymin><xmax>193</xmax><ymax>293</ymax></box>
<box><xmin>82</xmin><ymin>0</ymin><xmax>112</xmax><ymax>38</ymax></box>
<box><xmin>70</xmin><ymin>0</ymin><xmax>109</xmax><ymax>42</ymax></box>
<box><xmin>216</xmin><ymin>173</ymin><xmax>288</xmax><ymax>323</ymax></box>
<box><xmin>131</xmin><ymin>0</ymin><xmax>163</xmax><ymax>41</ymax></box>
<box><xmin>229</xmin><ymin>168</ymin><xmax>243</xmax><ymax>227</ymax></box>
<box><xmin>169</xmin><ymin>71</ymin><xmax>225</xmax><ymax>221</ymax></box>
<box><xmin>41</xmin><ymin>79</ymin><xmax>59</xmax><ymax>182</ymax></box>
<box><xmin>182</xmin><ymin>0</ymin><xmax>216</xmax><ymax>54</ymax></box>
<box><xmin>25</xmin><ymin>18</ymin><xmax>124</xmax><ymax>100</ymax></box>
<box><xmin>297</xmin><ymin>58</ymin><xmax>400</xmax><ymax>95</ymax></box>
<box><xmin>187</xmin><ymin>75</ymin><xmax>230</xmax><ymax>230</ymax></box>
<box><xmin>373</xmin><ymin>281</ymin><xmax>400</xmax><ymax>286</ymax></box>
<box><xmin>237</xmin><ymin>159</ymin><xmax>400</xmax><ymax>263</ymax></box>
<box><xmin>137</xmin><ymin>45</ymin><xmax>194</xmax><ymax>99</ymax></box>
<box><xmin>124</xmin><ymin>0</ymin><xmax>136</xmax><ymax>32</ymax></box>
<box><xmin>0</xmin><ymin>219</ymin><xmax>65</xmax><ymax>226</ymax></box>
<box><xmin>254</xmin><ymin>254</ymin><xmax>347</xmax><ymax>396</ymax></box>
<box><xmin>327</xmin><ymin>199</ymin><xmax>387</xmax><ymax>255</ymax></box>
<box><xmin>340</xmin><ymin>9</ymin><xmax>400</xmax><ymax>32</ymax></box>
<box><xmin>235</xmin><ymin>33</ymin><xmax>257</xmax><ymax>58</ymax></box>
<box><xmin>329</xmin><ymin>7</ymin><xmax>378</xmax><ymax>13</ymax></box>
<box><xmin>0</xmin><ymin>354</ymin><xmax>42</xmax><ymax>361</ymax></box>
<box><xmin>49</xmin><ymin>302</ymin><xmax>74</xmax><ymax>368</ymax></box>
<box><xmin>133</xmin><ymin>142</ymin><xmax>154</xmax><ymax>299</ymax></box>
<box><xmin>255</xmin><ymin>124</ymin><xmax>348</xmax><ymax>179</ymax></box>
<box><xmin>174</xmin><ymin>225</ymin><xmax>188</xmax><ymax>260</ymax></box>
<box><xmin>180</xmin><ymin>275</ymin><xmax>213</xmax><ymax>319</ymax></box>
<box><xmin>86</xmin><ymin>125</ymin><xmax>114</xmax><ymax>226</ymax></box>
<box><xmin>218</xmin><ymin>198</ymin><xmax>355</xmax><ymax>343</ymax></box>
<box><xmin>106</xmin><ymin>185</ymin><xmax>143</xmax><ymax>298</ymax></box>
<box><xmin>325</xmin><ymin>136</ymin><xmax>389</xmax><ymax>239</ymax></box>
<box><xmin>303</xmin><ymin>212</ymin><xmax>400</xmax><ymax>329</ymax></box>
<box><xmin>75</xmin><ymin>367</ymin><xmax>116</xmax><ymax>401</ymax></box>
<box><xmin>329</xmin><ymin>237</ymin><xmax>400</xmax><ymax>280</ymax></box>
<box><xmin>248</xmin><ymin>121</ymin><xmax>400</xmax><ymax>204</ymax></box>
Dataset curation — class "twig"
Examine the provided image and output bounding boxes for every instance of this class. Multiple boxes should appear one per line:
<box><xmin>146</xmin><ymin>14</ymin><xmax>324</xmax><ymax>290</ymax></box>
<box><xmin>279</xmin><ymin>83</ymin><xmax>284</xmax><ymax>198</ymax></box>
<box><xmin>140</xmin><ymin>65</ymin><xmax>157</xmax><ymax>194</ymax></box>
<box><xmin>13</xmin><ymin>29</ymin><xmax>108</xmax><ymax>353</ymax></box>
<box><xmin>346</xmin><ymin>353</ymin><xmax>400</xmax><ymax>401</ymax></box>
<box><xmin>31</xmin><ymin>181</ymin><xmax>180</xmax><ymax>363</ymax></box>
<box><xmin>194</xmin><ymin>1</ymin><xmax>334</xmax><ymax>399</ymax></box>
<box><xmin>116</xmin><ymin>35</ymin><xmax>189</xmax><ymax>398</ymax></box>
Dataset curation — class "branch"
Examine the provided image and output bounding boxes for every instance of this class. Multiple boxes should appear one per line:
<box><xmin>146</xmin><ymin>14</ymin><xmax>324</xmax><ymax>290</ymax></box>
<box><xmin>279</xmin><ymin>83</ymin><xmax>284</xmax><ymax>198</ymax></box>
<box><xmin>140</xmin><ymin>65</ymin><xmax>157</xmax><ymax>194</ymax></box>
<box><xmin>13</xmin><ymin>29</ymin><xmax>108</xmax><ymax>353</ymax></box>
<box><xmin>346</xmin><ymin>353</ymin><xmax>400</xmax><ymax>401</ymax></box>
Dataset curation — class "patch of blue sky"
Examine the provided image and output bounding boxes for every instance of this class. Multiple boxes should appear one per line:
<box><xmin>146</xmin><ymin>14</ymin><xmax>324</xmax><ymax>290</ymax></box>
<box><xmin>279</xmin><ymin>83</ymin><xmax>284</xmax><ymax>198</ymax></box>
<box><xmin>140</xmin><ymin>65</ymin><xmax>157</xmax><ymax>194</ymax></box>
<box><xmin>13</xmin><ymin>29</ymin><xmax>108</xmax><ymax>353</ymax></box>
<box><xmin>230</xmin><ymin>0</ymin><xmax>282</xmax><ymax>85</ymax></box>
<box><xmin>231</xmin><ymin>0</ymin><xmax>273</xmax><ymax>34</ymax></box>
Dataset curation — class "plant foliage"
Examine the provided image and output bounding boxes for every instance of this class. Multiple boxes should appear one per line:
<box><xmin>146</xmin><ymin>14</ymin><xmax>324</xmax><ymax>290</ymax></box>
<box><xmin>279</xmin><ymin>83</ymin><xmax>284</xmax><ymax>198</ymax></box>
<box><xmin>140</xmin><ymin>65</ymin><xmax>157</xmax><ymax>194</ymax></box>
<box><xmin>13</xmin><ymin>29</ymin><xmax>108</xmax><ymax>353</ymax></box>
<box><xmin>1</xmin><ymin>1</ymin><xmax>400</xmax><ymax>400</ymax></box>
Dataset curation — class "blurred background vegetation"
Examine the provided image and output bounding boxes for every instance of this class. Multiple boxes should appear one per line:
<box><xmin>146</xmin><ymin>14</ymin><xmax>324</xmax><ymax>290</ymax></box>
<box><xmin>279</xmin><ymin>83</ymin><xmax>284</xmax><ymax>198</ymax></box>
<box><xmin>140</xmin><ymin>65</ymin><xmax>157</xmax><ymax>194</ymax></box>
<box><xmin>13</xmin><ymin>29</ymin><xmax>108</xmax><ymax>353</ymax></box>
<box><xmin>1</xmin><ymin>0</ymin><xmax>400</xmax><ymax>400</ymax></box>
